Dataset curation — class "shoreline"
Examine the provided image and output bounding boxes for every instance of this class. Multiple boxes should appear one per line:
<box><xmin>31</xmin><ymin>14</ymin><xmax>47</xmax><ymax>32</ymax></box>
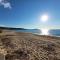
<box><xmin>0</xmin><ymin>30</ymin><xmax>60</xmax><ymax>60</ymax></box>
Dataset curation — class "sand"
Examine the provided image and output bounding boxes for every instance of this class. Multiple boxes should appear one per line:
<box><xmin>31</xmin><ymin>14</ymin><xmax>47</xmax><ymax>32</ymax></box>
<box><xmin>0</xmin><ymin>30</ymin><xmax>60</xmax><ymax>60</ymax></box>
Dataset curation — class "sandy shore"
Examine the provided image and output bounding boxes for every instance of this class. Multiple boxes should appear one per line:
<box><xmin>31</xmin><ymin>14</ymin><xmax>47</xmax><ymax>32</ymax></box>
<box><xmin>0</xmin><ymin>30</ymin><xmax>60</xmax><ymax>60</ymax></box>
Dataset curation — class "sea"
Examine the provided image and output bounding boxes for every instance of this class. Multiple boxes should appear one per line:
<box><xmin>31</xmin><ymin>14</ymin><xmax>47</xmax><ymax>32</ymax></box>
<box><xmin>15</xmin><ymin>29</ymin><xmax>60</xmax><ymax>36</ymax></box>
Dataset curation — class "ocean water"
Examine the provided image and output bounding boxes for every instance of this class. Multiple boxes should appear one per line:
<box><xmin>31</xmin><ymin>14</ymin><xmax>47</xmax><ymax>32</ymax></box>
<box><xmin>15</xmin><ymin>29</ymin><xmax>60</xmax><ymax>36</ymax></box>
<box><xmin>49</xmin><ymin>30</ymin><xmax>60</xmax><ymax>36</ymax></box>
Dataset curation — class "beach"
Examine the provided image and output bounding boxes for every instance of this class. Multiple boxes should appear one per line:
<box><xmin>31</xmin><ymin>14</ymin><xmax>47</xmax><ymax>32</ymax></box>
<box><xmin>0</xmin><ymin>30</ymin><xmax>60</xmax><ymax>60</ymax></box>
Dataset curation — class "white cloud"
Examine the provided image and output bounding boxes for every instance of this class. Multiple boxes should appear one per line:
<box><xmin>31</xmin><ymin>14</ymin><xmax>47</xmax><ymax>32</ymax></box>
<box><xmin>0</xmin><ymin>0</ymin><xmax>11</xmax><ymax>9</ymax></box>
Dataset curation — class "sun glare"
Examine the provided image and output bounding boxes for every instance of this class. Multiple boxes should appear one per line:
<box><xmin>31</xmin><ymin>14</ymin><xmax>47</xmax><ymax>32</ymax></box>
<box><xmin>41</xmin><ymin>28</ymin><xmax>49</xmax><ymax>35</ymax></box>
<box><xmin>41</xmin><ymin>14</ymin><xmax>48</xmax><ymax>22</ymax></box>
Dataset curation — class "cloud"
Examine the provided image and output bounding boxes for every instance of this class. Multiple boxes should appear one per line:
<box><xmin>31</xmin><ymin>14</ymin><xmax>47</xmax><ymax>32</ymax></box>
<box><xmin>0</xmin><ymin>0</ymin><xmax>11</xmax><ymax>9</ymax></box>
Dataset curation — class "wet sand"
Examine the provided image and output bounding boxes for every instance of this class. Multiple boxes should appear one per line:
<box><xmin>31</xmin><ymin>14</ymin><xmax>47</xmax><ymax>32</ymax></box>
<box><xmin>0</xmin><ymin>30</ymin><xmax>60</xmax><ymax>60</ymax></box>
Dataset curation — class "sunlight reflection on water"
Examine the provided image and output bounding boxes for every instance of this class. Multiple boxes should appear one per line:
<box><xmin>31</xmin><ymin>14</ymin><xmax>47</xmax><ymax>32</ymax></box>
<box><xmin>40</xmin><ymin>29</ymin><xmax>49</xmax><ymax>35</ymax></box>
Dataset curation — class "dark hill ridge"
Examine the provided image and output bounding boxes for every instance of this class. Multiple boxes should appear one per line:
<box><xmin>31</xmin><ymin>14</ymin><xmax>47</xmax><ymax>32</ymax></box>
<box><xmin>0</xmin><ymin>26</ymin><xmax>25</xmax><ymax>30</ymax></box>
<box><xmin>0</xmin><ymin>26</ymin><xmax>41</xmax><ymax>34</ymax></box>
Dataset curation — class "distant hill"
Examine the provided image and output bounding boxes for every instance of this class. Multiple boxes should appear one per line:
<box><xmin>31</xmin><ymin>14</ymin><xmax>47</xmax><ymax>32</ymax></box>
<box><xmin>0</xmin><ymin>27</ymin><xmax>41</xmax><ymax>34</ymax></box>
<box><xmin>0</xmin><ymin>26</ymin><xmax>25</xmax><ymax>30</ymax></box>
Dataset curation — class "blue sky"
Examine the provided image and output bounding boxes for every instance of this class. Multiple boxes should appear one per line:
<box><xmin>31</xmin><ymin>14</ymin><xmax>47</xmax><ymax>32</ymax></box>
<box><xmin>0</xmin><ymin>0</ymin><xmax>60</xmax><ymax>29</ymax></box>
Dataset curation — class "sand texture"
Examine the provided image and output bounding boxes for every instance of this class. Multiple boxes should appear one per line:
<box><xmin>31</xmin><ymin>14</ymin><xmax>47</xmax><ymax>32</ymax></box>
<box><xmin>0</xmin><ymin>30</ymin><xmax>60</xmax><ymax>60</ymax></box>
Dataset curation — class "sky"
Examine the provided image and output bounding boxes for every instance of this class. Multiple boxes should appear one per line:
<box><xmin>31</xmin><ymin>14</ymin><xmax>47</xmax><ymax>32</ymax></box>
<box><xmin>0</xmin><ymin>0</ymin><xmax>60</xmax><ymax>29</ymax></box>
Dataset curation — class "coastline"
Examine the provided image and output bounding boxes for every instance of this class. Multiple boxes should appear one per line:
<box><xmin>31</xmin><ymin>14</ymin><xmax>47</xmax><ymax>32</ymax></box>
<box><xmin>0</xmin><ymin>30</ymin><xmax>60</xmax><ymax>60</ymax></box>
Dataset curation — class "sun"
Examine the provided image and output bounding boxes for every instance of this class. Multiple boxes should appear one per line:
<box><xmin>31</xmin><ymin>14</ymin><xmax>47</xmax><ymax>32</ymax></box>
<box><xmin>41</xmin><ymin>14</ymin><xmax>48</xmax><ymax>22</ymax></box>
<box><xmin>41</xmin><ymin>28</ymin><xmax>49</xmax><ymax>35</ymax></box>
